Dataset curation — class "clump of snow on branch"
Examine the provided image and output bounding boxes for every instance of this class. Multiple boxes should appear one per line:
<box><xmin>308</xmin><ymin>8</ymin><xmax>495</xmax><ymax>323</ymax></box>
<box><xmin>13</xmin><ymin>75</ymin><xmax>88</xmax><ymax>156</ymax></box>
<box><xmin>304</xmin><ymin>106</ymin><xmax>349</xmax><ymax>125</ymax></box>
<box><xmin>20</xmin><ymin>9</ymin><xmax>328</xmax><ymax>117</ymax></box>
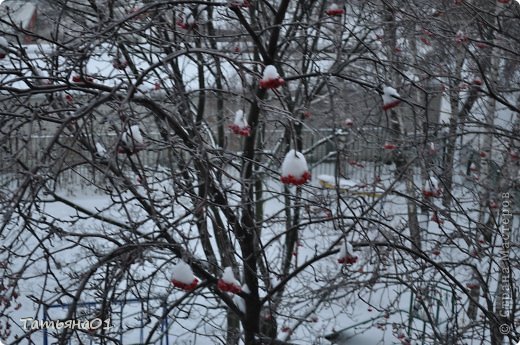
<box><xmin>232</xmin><ymin>284</ymin><xmax>249</xmax><ymax>313</ymax></box>
<box><xmin>466</xmin><ymin>276</ymin><xmax>480</xmax><ymax>289</ymax></box>
<box><xmin>123</xmin><ymin>124</ymin><xmax>144</xmax><ymax>144</ymax></box>
<box><xmin>338</xmin><ymin>241</ymin><xmax>358</xmax><ymax>265</ymax></box>
<box><xmin>259</xmin><ymin>65</ymin><xmax>285</xmax><ymax>89</ymax></box>
<box><xmin>119</xmin><ymin>124</ymin><xmax>146</xmax><ymax>154</ymax></box>
<box><xmin>217</xmin><ymin>267</ymin><xmax>241</xmax><ymax>294</ymax></box>
<box><xmin>228</xmin><ymin>110</ymin><xmax>251</xmax><ymax>137</ymax></box>
<box><xmin>422</xmin><ymin>174</ymin><xmax>442</xmax><ymax>198</ymax></box>
<box><xmin>171</xmin><ymin>261</ymin><xmax>198</xmax><ymax>291</ymax></box>
<box><xmin>382</xmin><ymin>86</ymin><xmax>401</xmax><ymax>110</ymax></box>
<box><xmin>95</xmin><ymin>142</ymin><xmax>107</xmax><ymax>157</ymax></box>
<box><xmin>280</xmin><ymin>150</ymin><xmax>311</xmax><ymax>185</ymax></box>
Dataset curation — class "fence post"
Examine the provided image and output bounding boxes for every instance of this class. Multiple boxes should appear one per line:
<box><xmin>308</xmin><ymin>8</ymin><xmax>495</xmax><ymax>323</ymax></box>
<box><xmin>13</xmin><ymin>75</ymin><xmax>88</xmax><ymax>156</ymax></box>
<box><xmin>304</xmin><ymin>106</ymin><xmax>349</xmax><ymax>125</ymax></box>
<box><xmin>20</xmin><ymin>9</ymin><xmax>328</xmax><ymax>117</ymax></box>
<box><xmin>43</xmin><ymin>305</ymin><xmax>48</xmax><ymax>345</ymax></box>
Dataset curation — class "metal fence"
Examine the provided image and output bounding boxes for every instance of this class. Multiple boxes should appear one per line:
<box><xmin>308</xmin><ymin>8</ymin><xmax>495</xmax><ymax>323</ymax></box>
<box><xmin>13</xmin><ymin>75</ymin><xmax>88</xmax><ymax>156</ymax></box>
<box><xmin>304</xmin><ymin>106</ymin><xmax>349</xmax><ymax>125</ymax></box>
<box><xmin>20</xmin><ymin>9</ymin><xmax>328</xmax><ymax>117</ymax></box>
<box><xmin>0</xmin><ymin>127</ymin><xmax>448</xmax><ymax>191</ymax></box>
<box><xmin>42</xmin><ymin>299</ymin><xmax>170</xmax><ymax>345</ymax></box>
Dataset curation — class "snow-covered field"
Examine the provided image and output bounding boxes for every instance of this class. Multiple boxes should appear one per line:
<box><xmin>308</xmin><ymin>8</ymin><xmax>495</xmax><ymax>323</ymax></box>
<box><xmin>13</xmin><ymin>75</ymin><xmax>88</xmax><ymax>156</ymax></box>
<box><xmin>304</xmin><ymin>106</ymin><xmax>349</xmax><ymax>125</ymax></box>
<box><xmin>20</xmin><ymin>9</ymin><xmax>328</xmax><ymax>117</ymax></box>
<box><xmin>2</xmin><ymin>158</ymin><xmax>517</xmax><ymax>345</ymax></box>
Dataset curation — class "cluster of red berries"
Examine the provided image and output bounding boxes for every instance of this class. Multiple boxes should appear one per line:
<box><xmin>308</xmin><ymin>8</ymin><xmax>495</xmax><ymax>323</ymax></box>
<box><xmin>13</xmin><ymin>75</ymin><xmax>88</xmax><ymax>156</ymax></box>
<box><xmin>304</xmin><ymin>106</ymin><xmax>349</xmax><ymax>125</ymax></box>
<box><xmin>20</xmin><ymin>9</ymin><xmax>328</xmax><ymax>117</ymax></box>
<box><xmin>72</xmin><ymin>75</ymin><xmax>94</xmax><ymax>83</ymax></box>
<box><xmin>171</xmin><ymin>278</ymin><xmax>199</xmax><ymax>291</ymax></box>
<box><xmin>280</xmin><ymin>171</ymin><xmax>312</xmax><ymax>186</ymax></box>
<box><xmin>259</xmin><ymin>78</ymin><xmax>285</xmax><ymax>89</ymax></box>
<box><xmin>228</xmin><ymin>124</ymin><xmax>251</xmax><ymax>137</ymax></box>
<box><xmin>383</xmin><ymin>99</ymin><xmax>400</xmax><ymax>111</ymax></box>
<box><xmin>338</xmin><ymin>255</ymin><xmax>358</xmax><ymax>265</ymax></box>
<box><xmin>422</xmin><ymin>189</ymin><xmax>442</xmax><ymax>198</ymax></box>
<box><xmin>217</xmin><ymin>280</ymin><xmax>241</xmax><ymax>294</ymax></box>
<box><xmin>325</xmin><ymin>8</ymin><xmax>345</xmax><ymax>16</ymax></box>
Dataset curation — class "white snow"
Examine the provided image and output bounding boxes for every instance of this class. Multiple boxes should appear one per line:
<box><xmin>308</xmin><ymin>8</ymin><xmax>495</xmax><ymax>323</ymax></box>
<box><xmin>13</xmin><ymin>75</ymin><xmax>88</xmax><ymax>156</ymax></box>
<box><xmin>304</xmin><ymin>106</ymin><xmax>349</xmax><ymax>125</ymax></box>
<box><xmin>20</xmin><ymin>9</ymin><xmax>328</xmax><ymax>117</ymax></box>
<box><xmin>0</xmin><ymin>41</ymin><xmax>245</xmax><ymax>94</ymax></box>
<box><xmin>318</xmin><ymin>174</ymin><xmax>355</xmax><ymax>187</ymax></box>
<box><xmin>262</xmin><ymin>65</ymin><xmax>280</xmax><ymax>80</ymax></box>
<box><xmin>95</xmin><ymin>142</ymin><xmax>107</xmax><ymax>157</ymax></box>
<box><xmin>233</xmin><ymin>110</ymin><xmax>247</xmax><ymax>127</ymax></box>
<box><xmin>338</xmin><ymin>241</ymin><xmax>353</xmax><ymax>258</ymax></box>
<box><xmin>327</xmin><ymin>3</ymin><xmax>339</xmax><ymax>10</ymax></box>
<box><xmin>317</xmin><ymin>174</ymin><xmax>385</xmax><ymax>194</ymax></box>
<box><xmin>233</xmin><ymin>293</ymin><xmax>245</xmax><ymax>313</ymax></box>
<box><xmin>232</xmin><ymin>284</ymin><xmax>249</xmax><ymax>313</ymax></box>
<box><xmin>424</xmin><ymin>175</ymin><xmax>439</xmax><ymax>192</ymax></box>
<box><xmin>122</xmin><ymin>125</ymin><xmax>144</xmax><ymax>145</ymax></box>
<box><xmin>382</xmin><ymin>86</ymin><xmax>400</xmax><ymax>104</ymax></box>
<box><xmin>172</xmin><ymin>261</ymin><xmax>195</xmax><ymax>284</ymax></box>
<box><xmin>281</xmin><ymin>150</ymin><xmax>309</xmax><ymax>178</ymax></box>
<box><xmin>5</xmin><ymin>162</ymin><xmax>518</xmax><ymax>344</ymax></box>
<box><xmin>221</xmin><ymin>266</ymin><xmax>239</xmax><ymax>284</ymax></box>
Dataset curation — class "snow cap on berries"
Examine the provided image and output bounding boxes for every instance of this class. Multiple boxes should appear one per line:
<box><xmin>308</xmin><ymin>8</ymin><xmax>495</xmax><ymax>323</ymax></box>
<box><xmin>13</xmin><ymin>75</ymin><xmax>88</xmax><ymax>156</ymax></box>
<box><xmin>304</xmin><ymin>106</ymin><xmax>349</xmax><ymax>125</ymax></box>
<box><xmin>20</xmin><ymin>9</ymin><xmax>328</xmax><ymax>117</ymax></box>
<box><xmin>229</xmin><ymin>110</ymin><xmax>251</xmax><ymax>136</ymax></box>
<box><xmin>171</xmin><ymin>260</ymin><xmax>198</xmax><ymax>291</ymax></box>
<box><xmin>218</xmin><ymin>267</ymin><xmax>242</xmax><ymax>293</ymax></box>
<box><xmin>382</xmin><ymin>86</ymin><xmax>401</xmax><ymax>110</ymax></box>
<box><xmin>338</xmin><ymin>241</ymin><xmax>358</xmax><ymax>265</ymax></box>
<box><xmin>428</xmin><ymin>175</ymin><xmax>439</xmax><ymax>188</ymax></box>
<box><xmin>122</xmin><ymin>125</ymin><xmax>144</xmax><ymax>146</ymax></box>
<box><xmin>95</xmin><ymin>142</ymin><xmax>107</xmax><ymax>157</ymax></box>
<box><xmin>221</xmin><ymin>267</ymin><xmax>239</xmax><ymax>285</ymax></box>
<box><xmin>423</xmin><ymin>174</ymin><xmax>442</xmax><ymax>197</ymax></box>
<box><xmin>234</xmin><ymin>110</ymin><xmax>247</xmax><ymax>127</ymax></box>
<box><xmin>260</xmin><ymin>65</ymin><xmax>285</xmax><ymax>89</ymax></box>
<box><xmin>263</xmin><ymin>65</ymin><xmax>279</xmax><ymax>80</ymax></box>
<box><xmin>172</xmin><ymin>261</ymin><xmax>196</xmax><ymax>284</ymax></box>
<box><xmin>280</xmin><ymin>149</ymin><xmax>311</xmax><ymax>185</ymax></box>
<box><xmin>466</xmin><ymin>276</ymin><xmax>480</xmax><ymax>289</ymax></box>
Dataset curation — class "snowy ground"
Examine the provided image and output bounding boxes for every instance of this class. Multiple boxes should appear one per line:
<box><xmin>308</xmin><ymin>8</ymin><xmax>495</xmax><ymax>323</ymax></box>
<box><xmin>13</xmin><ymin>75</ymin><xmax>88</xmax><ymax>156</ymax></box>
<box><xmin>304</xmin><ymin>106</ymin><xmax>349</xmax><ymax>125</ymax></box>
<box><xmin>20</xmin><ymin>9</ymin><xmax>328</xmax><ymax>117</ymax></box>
<box><xmin>2</xmin><ymin>161</ymin><xmax>519</xmax><ymax>345</ymax></box>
